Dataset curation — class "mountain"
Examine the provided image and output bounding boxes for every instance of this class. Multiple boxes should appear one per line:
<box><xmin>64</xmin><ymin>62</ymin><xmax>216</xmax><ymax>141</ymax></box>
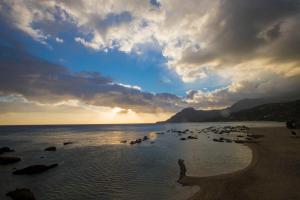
<box><xmin>166</xmin><ymin>107</ymin><xmax>221</xmax><ymax>122</ymax></box>
<box><xmin>164</xmin><ymin>99</ymin><xmax>300</xmax><ymax>123</ymax></box>
<box><xmin>229</xmin><ymin>93</ymin><xmax>300</xmax><ymax>113</ymax></box>
<box><xmin>229</xmin><ymin>98</ymin><xmax>271</xmax><ymax>113</ymax></box>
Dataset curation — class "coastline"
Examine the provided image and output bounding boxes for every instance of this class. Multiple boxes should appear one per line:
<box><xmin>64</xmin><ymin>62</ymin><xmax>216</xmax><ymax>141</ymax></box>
<box><xmin>180</xmin><ymin>127</ymin><xmax>300</xmax><ymax>200</ymax></box>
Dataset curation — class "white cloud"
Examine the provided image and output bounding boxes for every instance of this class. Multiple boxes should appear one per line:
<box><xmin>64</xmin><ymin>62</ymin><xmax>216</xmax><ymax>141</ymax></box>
<box><xmin>1</xmin><ymin>0</ymin><xmax>300</xmax><ymax>110</ymax></box>
<box><xmin>55</xmin><ymin>37</ymin><xmax>64</xmax><ymax>43</ymax></box>
<box><xmin>115</xmin><ymin>83</ymin><xmax>142</xmax><ymax>91</ymax></box>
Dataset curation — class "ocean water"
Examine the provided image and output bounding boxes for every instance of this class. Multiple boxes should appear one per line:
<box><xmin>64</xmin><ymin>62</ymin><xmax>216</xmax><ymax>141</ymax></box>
<box><xmin>0</xmin><ymin>122</ymin><xmax>283</xmax><ymax>200</ymax></box>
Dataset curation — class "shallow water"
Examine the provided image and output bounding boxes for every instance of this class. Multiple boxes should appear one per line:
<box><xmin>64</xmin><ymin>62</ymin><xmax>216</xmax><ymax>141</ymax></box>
<box><xmin>0</xmin><ymin>122</ymin><xmax>283</xmax><ymax>200</ymax></box>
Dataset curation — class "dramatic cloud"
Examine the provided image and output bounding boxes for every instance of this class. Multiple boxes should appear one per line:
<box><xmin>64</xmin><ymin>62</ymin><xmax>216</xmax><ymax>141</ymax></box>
<box><xmin>0</xmin><ymin>45</ymin><xmax>188</xmax><ymax>113</ymax></box>
<box><xmin>0</xmin><ymin>0</ymin><xmax>300</xmax><ymax>112</ymax></box>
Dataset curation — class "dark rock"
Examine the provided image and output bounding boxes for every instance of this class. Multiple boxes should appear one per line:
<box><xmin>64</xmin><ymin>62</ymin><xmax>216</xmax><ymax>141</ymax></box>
<box><xmin>213</xmin><ymin>138</ymin><xmax>224</xmax><ymax>142</ymax></box>
<box><xmin>12</xmin><ymin>164</ymin><xmax>58</xmax><ymax>175</ymax></box>
<box><xmin>0</xmin><ymin>156</ymin><xmax>21</xmax><ymax>165</ymax></box>
<box><xmin>291</xmin><ymin>131</ymin><xmax>297</xmax><ymax>136</ymax></box>
<box><xmin>6</xmin><ymin>188</ymin><xmax>36</xmax><ymax>200</ymax></box>
<box><xmin>286</xmin><ymin>119</ymin><xmax>298</xmax><ymax>129</ymax></box>
<box><xmin>180</xmin><ymin>138</ymin><xmax>186</xmax><ymax>141</ymax></box>
<box><xmin>143</xmin><ymin>136</ymin><xmax>149</xmax><ymax>141</ymax></box>
<box><xmin>224</xmin><ymin>139</ymin><xmax>232</xmax><ymax>143</ymax></box>
<box><xmin>234</xmin><ymin>140</ymin><xmax>245</xmax><ymax>144</ymax></box>
<box><xmin>44</xmin><ymin>146</ymin><xmax>56</xmax><ymax>151</ymax></box>
<box><xmin>130</xmin><ymin>141</ymin><xmax>136</xmax><ymax>145</ymax></box>
<box><xmin>120</xmin><ymin>140</ymin><xmax>127</xmax><ymax>143</ymax></box>
<box><xmin>63</xmin><ymin>142</ymin><xmax>73</xmax><ymax>146</ymax></box>
<box><xmin>187</xmin><ymin>136</ymin><xmax>197</xmax><ymax>139</ymax></box>
<box><xmin>247</xmin><ymin>134</ymin><xmax>264</xmax><ymax>139</ymax></box>
<box><xmin>0</xmin><ymin>147</ymin><xmax>15</xmax><ymax>155</ymax></box>
<box><xmin>135</xmin><ymin>139</ymin><xmax>142</xmax><ymax>144</ymax></box>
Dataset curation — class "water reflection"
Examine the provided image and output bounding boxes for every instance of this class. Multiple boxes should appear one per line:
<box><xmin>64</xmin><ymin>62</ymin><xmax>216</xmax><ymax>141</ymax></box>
<box><xmin>0</xmin><ymin>122</ymin><xmax>283</xmax><ymax>200</ymax></box>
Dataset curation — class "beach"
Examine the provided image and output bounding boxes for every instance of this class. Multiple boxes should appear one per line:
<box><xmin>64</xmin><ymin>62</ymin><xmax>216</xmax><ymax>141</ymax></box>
<box><xmin>179</xmin><ymin>127</ymin><xmax>300</xmax><ymax>200</ymax></box>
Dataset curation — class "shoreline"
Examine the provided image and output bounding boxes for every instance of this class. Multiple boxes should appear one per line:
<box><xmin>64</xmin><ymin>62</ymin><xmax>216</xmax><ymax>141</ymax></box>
<box><xmin>180</xmin><ymin>127</ymin><xmax>300</xmax><ymax>200</ymax></box>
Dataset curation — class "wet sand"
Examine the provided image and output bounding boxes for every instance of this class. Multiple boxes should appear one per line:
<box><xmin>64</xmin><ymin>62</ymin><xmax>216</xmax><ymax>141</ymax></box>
<box><xmin>180</xmin><ymin>127</ymin><xmax>300</xmax><ymax>200</ymax></box>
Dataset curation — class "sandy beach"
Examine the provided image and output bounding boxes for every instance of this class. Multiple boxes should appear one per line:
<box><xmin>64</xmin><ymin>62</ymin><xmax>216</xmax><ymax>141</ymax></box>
<box><xmin>179</xmin><ymin>127</ymin><xmax>300</xmax><ymax>200</ymax></box>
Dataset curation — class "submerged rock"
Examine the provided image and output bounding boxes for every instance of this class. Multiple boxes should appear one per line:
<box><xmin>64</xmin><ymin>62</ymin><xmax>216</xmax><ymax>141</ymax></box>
<box><xmin>63</xmin><ymin>142</ymin><xmax>73</xmax><ymax>146</ymax></box>
<box><xmin>143</xmin><ymin>136</ymin><xmax>149</xmax><ymax>141</ymax></box>
<box><xmin>0</xmin><ymin>156</ymin><xmax>21</xmax><ymax>165</ymax></box>
<box><xmin>0</xmin><ymin>147</ymin><xmax>15</xmax><ymax>155</ymax></box>
<box><xmin>12</xmin><ymin>164</ymin><xmax>58</xmax><ymax>175</ymax></box>
<box><xmin>135</xmin><ymin>139</ymin><xmax>142</xmax><ymax>144</ymax></box>
<box><xmin>130</xmin><ymin>141</ymin><xmax>136</xmax><ymax>145</ymax></box>
<box><xmin>213</xmin><ymin>138</ymin><xmax>224</xmax><ymax>142</ymax></box>
<box><xmin>234</xmin><ymin>140</ymin><xmax>245</xmax><ymax>144</ymax></box>
<box><xmin>44</xmin><ymin>146</ymin><xmax>56</xmax><ymax>151</ymax></box>
<box><xmin>6</xmin><ymin>188</ymin><xmax>36</xmax><ymax>200</ymax></box>
<box><xmin>224</xmin><ymin>138</ymin><xmax>232</xmax><ymax>143</ymax></box>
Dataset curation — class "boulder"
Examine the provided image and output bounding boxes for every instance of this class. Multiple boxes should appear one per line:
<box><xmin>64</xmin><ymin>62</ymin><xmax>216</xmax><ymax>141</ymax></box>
<box><xmin>44</xmin><ymin>146</ymin><xmax>56</xmax><ymax>151</ymax></box>
<box><xmin>63</xmin><ymin>142</ymin><xmax>73</xmax><ymax>146</ymax></box>
<box><xmin>0</xmin><ymin>147</ymin><xmax>14</xmax><ymax>155</ymax></box>
<box><xmin>180</xmin><ymin>138</ymin><xmax>186</xmax><ymax>141</ymax></box>
<box><xmin>0</xmin><ymin>156</ymin><xmax>21</xmax><ymax>165</ymax></box>
<box><xmin>12</xmin><ymin>164</ymin><xmax>58</xmax><ymax>175</ymax></box>
<box><xmin>6</xmin><ymin>188</ymin><xmax>35</xmax><ymax>200</ymax></box>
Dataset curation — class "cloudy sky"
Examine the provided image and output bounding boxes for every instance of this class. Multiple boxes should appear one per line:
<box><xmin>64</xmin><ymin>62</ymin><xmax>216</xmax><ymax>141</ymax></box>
<box><xmin>0</xmin><ymin>0</ymin><xmax>300</xmax><ymax>124</ymax></box>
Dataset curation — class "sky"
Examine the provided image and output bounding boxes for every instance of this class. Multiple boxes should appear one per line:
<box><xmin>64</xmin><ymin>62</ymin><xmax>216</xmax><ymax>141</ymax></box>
<box><xmin>0</xmin><ymin>0</ymin><xmax>300</xmax><ymax>125</ymax></box>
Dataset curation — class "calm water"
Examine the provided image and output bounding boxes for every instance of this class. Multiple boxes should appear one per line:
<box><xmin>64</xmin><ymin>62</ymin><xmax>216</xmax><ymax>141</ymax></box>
<box><xmin>0</xmin><ymin>122</ymin><xmax>283</xmax><ymax>200</ymax></box>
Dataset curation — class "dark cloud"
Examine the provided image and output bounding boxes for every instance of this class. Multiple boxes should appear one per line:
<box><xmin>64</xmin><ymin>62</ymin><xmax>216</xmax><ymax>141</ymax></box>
<box><xmin>0</xmin><ymin>44</ymin><xmax>187</xmax><ymax>113</ymax></box>
<box><xmin>181</xmin><ymin>0</ymin><xmax>300</xmax><ymax>66</ymax></box>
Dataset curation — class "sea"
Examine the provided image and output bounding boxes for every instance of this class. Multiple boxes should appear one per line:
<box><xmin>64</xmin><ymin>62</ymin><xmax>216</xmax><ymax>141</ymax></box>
<box><xmin>0</xmin><ymin>122</ymin><xmax>284</xmax><ymax>200</ymax></box>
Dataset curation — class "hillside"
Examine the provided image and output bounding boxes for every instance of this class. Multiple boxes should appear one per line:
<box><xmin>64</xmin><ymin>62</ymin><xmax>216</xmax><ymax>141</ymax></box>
<box><xmin>165</xmin><ymin>99</ymin><xmax>300</xmax><ymax>123</ymax></box>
